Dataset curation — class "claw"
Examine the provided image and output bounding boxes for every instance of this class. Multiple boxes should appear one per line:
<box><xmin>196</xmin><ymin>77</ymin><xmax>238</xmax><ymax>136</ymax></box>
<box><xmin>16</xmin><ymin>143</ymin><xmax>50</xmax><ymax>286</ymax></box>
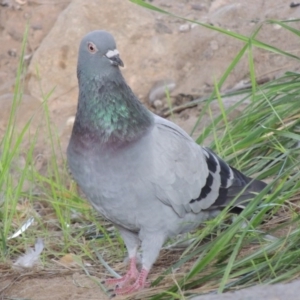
<box><xmin>106</xmin><ymin>274</ymin><xmax>136</xmax><ymax>288</ymax></box>
<box><xmin>114</xmin><ymin>268</ymin><xmax>149</xmax><ymax>295</ymax></box>
<box><xmin>105</xmin><ymin>257</ymin><xmax>139</xmax><ymax>288</ymax></box>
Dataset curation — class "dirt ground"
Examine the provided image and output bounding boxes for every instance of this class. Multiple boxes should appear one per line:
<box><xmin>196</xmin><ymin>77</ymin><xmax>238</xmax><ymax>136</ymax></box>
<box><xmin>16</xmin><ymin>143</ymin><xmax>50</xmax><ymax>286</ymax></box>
<box><xmin>1</xmin><ymin>0</ymin><xmax>300</xmax><ymax>299</ymax></box>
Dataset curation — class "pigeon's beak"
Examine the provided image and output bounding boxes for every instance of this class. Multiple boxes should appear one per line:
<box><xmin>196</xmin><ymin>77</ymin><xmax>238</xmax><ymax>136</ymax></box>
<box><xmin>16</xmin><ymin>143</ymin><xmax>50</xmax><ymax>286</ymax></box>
<box><xmin>109</xmin><ymin>55</ymin><xmax>124</xmax><ymax>67</ymax></box>
<box><xmin>105</xmin><ymin>50</ymin><xmax>124</xmax><ymax>67</ymax></box>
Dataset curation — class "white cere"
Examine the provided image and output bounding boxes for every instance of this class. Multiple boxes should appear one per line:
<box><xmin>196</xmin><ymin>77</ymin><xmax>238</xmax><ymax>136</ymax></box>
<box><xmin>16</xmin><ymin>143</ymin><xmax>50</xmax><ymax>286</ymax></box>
<box><xmin>105</xmin><ymin>49</ymin><xmax>119</xmax><ymax>58</ymax></box>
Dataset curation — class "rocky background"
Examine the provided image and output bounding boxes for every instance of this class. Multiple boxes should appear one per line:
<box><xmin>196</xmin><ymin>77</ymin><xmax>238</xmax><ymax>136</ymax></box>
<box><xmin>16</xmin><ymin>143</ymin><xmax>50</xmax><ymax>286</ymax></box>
<box><xmin>1</xmin><ymin>0</ymin><xmax>300</xmax><ymax>153</ymax></box>
<box><xmin>1</xmin><ymin>0</ymin><xmax>300</xmax><ymax>299</ymax></box>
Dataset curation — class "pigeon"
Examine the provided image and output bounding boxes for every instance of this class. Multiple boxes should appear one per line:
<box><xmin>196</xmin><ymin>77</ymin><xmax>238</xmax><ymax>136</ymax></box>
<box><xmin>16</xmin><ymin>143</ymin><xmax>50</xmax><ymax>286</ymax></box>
<box><xmin>67</xmin><ymin>30</ymin><xmax>267</xmax><ymax>295</ymax></box>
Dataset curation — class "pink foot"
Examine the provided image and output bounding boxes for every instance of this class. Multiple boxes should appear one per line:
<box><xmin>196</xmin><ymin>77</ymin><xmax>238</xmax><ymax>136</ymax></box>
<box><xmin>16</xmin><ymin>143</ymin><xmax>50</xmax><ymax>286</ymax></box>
<box><xmin>114</xmin><ymin>268</ymin><xmax>149</xmax><ymax>295</ymax></box>
<box><xmin>105</xmin><ymin>257</ymin><xmax>139</xmax><ymax>288</ymax></box>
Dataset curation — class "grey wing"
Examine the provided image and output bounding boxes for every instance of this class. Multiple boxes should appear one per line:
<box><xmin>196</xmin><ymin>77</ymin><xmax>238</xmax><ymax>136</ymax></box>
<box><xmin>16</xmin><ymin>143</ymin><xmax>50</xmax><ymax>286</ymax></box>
<box><xmin>151</xmin><ymin>115</ymin><xmax>266</xmax><ymax>218</ymax></box>
<box><xmin>151</xmin><ymin>115</ymin><xmax>231</xmax><ymax>217</ymax></box>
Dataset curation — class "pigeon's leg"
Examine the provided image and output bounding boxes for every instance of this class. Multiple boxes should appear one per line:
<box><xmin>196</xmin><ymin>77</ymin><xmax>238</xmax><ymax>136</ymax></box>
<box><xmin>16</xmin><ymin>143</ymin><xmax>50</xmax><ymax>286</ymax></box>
<box><xmin>115</xmin><ymin>233</ymin><xmax>165</xmax><ymax>295</ymax></box>
<box><xmin>106</xmin><ymin>227</ymin><xmax>140</xmax><ymax>287</ymax></box>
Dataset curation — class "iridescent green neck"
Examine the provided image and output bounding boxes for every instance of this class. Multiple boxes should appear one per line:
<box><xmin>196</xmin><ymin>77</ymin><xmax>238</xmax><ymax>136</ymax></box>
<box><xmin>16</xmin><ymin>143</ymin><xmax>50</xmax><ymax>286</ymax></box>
<box><xmin>73</xmin><ymin>72</ymin><xmax>153</xmax><ymax>145</ymax></box>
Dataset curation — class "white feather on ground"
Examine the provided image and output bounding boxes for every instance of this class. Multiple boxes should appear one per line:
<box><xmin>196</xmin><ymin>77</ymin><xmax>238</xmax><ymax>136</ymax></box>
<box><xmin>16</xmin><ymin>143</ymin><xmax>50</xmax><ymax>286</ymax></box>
<box><xmin>13</xmin><ymin>238</ymin><xmax>44</xmax><ymax>269</ymax></box>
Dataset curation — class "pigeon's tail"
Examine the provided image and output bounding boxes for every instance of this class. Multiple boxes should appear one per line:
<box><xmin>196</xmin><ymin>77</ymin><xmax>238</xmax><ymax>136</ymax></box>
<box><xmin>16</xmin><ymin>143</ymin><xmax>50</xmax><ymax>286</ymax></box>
<box><xmin>202</xmin><ymin>148</ymin><xmax>267</xmax><ymax>212</ymax></box>
<box><xmin>228</xmin><ymin>166</ymin><xmax>266</xmax><ymax>206</ymax></box>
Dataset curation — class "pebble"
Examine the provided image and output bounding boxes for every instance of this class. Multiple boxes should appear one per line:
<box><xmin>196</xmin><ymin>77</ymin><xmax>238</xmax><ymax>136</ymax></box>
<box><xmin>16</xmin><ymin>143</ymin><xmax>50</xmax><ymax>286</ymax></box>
<box><xmin>191</xmin><ymin>4</ymin><xmax>204</xmax><ymax>11</ymax></box>
<box><xmin>273</xmin><ymin>24</ymin><xmax>282</xmax><ymax>30</ymax></box>
<box><xmin>31</xmin><ymin>23</ymin><xmax>43</xmax><ymax>31</ymax></box>
<box><xmin>66</xmin><ymin>116</ymin><xmax>75</xmax><ymax>126</ymax></box>
<box><xmin>23</xmin><ymin>53</ymin><xmax>32</xmax><ymax>62</ymax></box>
<box><xmin>153</xmin><ymin>99</ymin><xmax>163</xmax><ymax>109</ymax></box>
<box><xmin>148</xmin><ymin>79</ymin><xmax>176</xmax><ymax>107</ymax></box>
<box><xmin>179</xmin><ymin>23</ymin><xmax>190</xmax><ymax>32</ymax></box>
<box><xmin>7</xmin><ymin>48</ymin><xmax>17</xmax><ymax>57</ymax></box>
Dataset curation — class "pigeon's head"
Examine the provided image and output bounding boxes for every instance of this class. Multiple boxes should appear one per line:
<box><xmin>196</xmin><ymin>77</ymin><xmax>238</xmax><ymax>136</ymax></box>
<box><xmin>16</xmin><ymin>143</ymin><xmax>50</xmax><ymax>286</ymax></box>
<box><xmin>78</xmin><ymin>30</ymin><xmax>124</xmax><ymax>79</ymax></box>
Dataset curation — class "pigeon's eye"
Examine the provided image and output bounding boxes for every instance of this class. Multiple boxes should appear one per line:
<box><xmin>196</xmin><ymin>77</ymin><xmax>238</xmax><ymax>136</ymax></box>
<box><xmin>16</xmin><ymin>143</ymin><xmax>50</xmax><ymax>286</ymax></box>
<box><xmin>87</xmin><ymin>42</ymin><xmax>97</xmax><ymax>53</ymax></box>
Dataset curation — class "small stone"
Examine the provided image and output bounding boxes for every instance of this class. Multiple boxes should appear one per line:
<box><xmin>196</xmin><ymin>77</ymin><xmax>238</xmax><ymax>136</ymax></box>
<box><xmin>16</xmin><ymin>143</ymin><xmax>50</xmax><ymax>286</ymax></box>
<box><xmin>273</xmin><ymin>24</ymin><xmax>282</xmax><ymax>30</ymax></box>
<box><xmin>191</xmin><ymin>4</ymin><xmax>204</xmax><ymax>11</ymax></box>
<box><xmin>0</xmin><ymin>0</ymin><xmax>8</xmax><ymax>6</ymax></box>
<box><xmin>148</xmin><ymin>79</ymin><xmax>176</xmax><ymax>106</ymax></box>
<box><xmin>290</xmin><ymin>2</ymin><xmax>300</xmax><ymax>8</ymax></box>
<box><xmin>0</xmin><ymin>0</ymin><xmax>21</xmax><ymax>9</ymax></box>
<box><xmin>15</xmin><ymin>0</ymin><xmax>27</xmax><ymax>4</ymax></box>
<box><xmin>66</xmin><ymin>116</ymin><xmax>75</xmax><ymax>126</ymax></box>
<box><xmin>179</xmin><ymin>24</ymin><xmax>190</xmax><ymax>32</ymax></box>
<box><xmin>23</xmin><ymin>53</ymin><xmax>32</xmax><ymax>62</ymax></box>
<box><xmin>31</xmin><ymin>23</ymin><xmax>43</xmax><ymax>31</ymax></box>
<box><xmin>8</xmin><ymin>49</ymin><xmax>17</xmax><ymax>57</ymax></box>
<box><xmin>34</xmin><ymin>154</ymin><xmax>45</xmax><ymax>172</ymax></box>
<box><xmin>153</xmin><ymin>99</ymin><xmax>163</xmax><ymax>109</ymax></box>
